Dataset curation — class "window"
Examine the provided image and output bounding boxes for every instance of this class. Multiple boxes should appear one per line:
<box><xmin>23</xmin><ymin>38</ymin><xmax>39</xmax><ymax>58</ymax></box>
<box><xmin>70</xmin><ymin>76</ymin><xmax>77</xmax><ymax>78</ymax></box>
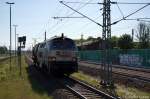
<box><xmin>39</xmin><ymin>43</ymin><xmax>46</xmax><ymax>48</ymax></box>
<box><xmin>49</xmin><ymin>38</ymin><xmax>77</xmax><ymax>50</ymax></box>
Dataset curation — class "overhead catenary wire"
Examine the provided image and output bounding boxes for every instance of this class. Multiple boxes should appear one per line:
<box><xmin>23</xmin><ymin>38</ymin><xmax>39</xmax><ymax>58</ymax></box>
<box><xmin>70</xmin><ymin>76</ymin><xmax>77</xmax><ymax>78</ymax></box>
<box><xmin>49</xmin><ymin>0</ymin><xmax>101</xmax><ymax>36</ymax></box>
<box><xmin>137</xmin><ymin>20</ymin><xmax>150</xmax><ymax>23</ymax></box>
<box><xmin>47</xmin><ymin>20</ymin><xmax>61</xmax><ymax>33</ymax></box>
<box><xmin>53</xmin><ymin>16</ymin><xmax>85</xmax><ymax>19</ymax></box>
<box><xmin>66</xmin><ymin>16</ymin><xmax>101</xmax><ymax>37</ymax></box>
<box><xmin>53</xmin><ymin>0</ymin><xmax>95</xmax><ymax>21</ymax></box>
<box><xmin>36</xmin><ymin>0</ymin><xmax>75</xmax><ymax>40</ymax></box>
<box><xmin>116</xmin><ymin>3</ymin><xmax>125</xmax><ymax>18</ymax></box>
<box><xmin>39</xmin><ymin>0</ymin><xmax>150</xmax><ymax>40</ymax></box>
<box><xmin>66</xmin><ymin>0</ymin><xmax>94</xmax><ymax>17</ymax></box>
<box><xmin>59</xmin><ymin>1</ymin><xmax>103</xmax><ymax>27</ymax></box>
<box><xmin>78</xmin><ymin>16</ymin><xmax>102</xmax><ymax>33</ymax></box>
<box><xmin>60</xmin><ymin>1</ymin><xmax>150</xmax><ymax>5</ymax></box>
<box><xmin>111</xmin><ymin>2</ymin><xmax>150</xmax><ymax>5</ymax></box>
<box><xmin>111</xmin><ymin>3</ymin><xmax>150</xmax><ymax>25</ymax></box>
<box><xmin>36</xmin><ymin>0</ymin><xmax>66</xmax><ymax>39</ymax></box>
<box><xmin>124</xmin><ymin>18</ymin><xmax>150</xmax><ymax>20</ymax></box>
<box><xmin>52</xmin><ymin>5</ymin><xmax>102</xmax><ymax>35</ymax></box>
<box><xmin>124</xmin><ymin>19</ymin><xmax>150</xmax><ymax>23</ymax></box>
<box><xmin>62</xmin><ymin>1</ymin><xmax>99</xmax><ymax>4</ymax></box>
<box><xmin>47</xmin><ymin>0</ymin><xmax>94</xmax><ymax>34</ymax></box>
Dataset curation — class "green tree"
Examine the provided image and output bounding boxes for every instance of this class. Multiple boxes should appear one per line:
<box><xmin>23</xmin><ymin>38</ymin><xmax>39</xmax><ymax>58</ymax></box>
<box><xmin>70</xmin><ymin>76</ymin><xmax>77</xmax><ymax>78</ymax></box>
<box><xmin>87</xmin><ymin>36</ymin><xmax>96</xmax><ymax>42</ymax></box>
<box><xmin>136</xmin><ymin>22</ymin><xmax>150</xmax><ymax>48</ymax></box>
<box><xmin>110</xmin><ymin>36</ymin><xmax>119</xmax><ymax>48</ymax></box>
<box><xmin>118</xmin><ymin>34</ymin><xmax>133</xmax><ymax>49</ymax></box>
<box><xmin>0</xmin><ymin>46</ymin><xmax>8</xmax><ymax>54</ymax></box>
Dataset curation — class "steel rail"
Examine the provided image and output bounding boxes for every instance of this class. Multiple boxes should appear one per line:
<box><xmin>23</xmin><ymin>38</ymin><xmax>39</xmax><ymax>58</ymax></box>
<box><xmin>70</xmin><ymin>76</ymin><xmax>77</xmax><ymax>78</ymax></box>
<box><xmin>79</xmin><ymin>61</ymin><xmax>150</xmax><ymax>73</ymax></box>
<box><xmin>113</xmin><ymin>72</ymin><xmax>150</xmax><ymax>83</ymax></box>
<box><xmin>63</xmin><ymin>76</ymin><xmax>117</xmax><ymax>99</ymax></box>
<box><xmin>79</xmin><ymin>62</ymin><xmax>150</xmax><ymax>83</ymax></box>
<box><xmin>25</xmin><ymin>55</ymin><xmax>118</xmax><ymax>99</ymax></box>
<box><xmin>0</xmin><ymin>56</ymin><xmax>16</xmax><ymax>62</ymax></box>
<box><xmin>65</xmin><ymin>85</ymin><xmax>87</xmax><ymax>99</ymax></box>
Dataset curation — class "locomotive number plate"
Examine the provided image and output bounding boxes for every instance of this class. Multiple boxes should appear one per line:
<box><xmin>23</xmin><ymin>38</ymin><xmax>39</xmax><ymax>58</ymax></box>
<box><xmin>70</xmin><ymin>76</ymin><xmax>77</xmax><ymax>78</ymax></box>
<box><xmin>60</xmin><ymin>51</ymin><xmax>70</xmax><ymax>57</ymax></box>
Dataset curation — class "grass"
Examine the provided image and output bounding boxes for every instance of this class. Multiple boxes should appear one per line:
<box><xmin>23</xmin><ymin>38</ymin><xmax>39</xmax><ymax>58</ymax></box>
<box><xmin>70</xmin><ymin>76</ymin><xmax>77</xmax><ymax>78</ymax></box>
<box><xmin>71</xmin><ymin>71</ymin><xmax>100</xmax><ymax>88</ymax></box>
<box><xmin>0</xmin><ymin>56</ymin><xmax>52</xmax><ymax>99</ymax></box>
<box><xmin>71</xmin><ymin>71</ymin><xmax>150</xmax><ymax>99</ymax></box>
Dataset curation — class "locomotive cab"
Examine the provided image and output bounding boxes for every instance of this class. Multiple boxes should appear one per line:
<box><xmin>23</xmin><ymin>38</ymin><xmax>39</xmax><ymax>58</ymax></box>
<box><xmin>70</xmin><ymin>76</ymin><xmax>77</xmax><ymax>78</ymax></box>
<box><xmin>35</xmin><ymin>34</ymin><xmax>78</xmax><ymax>75</ymax></box>
<box><xmin>47</xmin><ymin>36</ymin><xmax>78</xmax><ymax>74</ymax></box>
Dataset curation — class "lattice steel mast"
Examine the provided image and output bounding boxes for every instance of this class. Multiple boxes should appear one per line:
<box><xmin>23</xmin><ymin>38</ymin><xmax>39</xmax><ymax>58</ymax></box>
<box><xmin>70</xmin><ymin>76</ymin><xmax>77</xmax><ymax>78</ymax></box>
<box><xmin>101</xmin><ymin>0</ymin><xmax>113</xmax><ymax>87</ymax></box>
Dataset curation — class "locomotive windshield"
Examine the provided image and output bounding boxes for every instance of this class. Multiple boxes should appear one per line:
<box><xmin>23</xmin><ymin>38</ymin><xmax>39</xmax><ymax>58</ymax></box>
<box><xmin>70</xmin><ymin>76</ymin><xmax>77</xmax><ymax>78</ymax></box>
<box><xmin>49</xmin><ymin>38</ymin><xmax>77</xmax><ymax>50</ymax></box>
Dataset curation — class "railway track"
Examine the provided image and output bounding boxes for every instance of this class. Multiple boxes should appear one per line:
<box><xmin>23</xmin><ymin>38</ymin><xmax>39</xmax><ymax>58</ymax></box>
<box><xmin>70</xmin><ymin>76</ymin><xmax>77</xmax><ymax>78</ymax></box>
<box><xmin>0</xmin><ymin>56</ymin><xmax>13</xmax><ymax>62</ymax></box>
<box><xmin>79</xmin><ymin>61</ymin><xmax>150</xmax><ymax>73</ymax></box>
<box><xmin>25</xmin><ymin>55</ymin><xmax>117</xmax><ymax>99</ymax></box>
<box><xmin>79</xmin><ymin>61</ymin><xmax>150</xmax><ymax>83</ymax></box>
<box><xmin>61</xmin><ymin>76</ymin><xmax>117</xmax><ymax>99</ymax></box>
<box><xmin>113</xmin><ymin>71</ymin><xmax>150</xmax><ymax>83</ymax></box>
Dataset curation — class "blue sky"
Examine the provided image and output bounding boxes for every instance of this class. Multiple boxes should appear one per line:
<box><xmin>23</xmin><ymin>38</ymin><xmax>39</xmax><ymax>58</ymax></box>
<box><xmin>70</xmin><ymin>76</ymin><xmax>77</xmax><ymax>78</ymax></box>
<box><xmin>0</xmin><ymin>0</ymin><xmax>150</xmax><ymax>50</ymax></box>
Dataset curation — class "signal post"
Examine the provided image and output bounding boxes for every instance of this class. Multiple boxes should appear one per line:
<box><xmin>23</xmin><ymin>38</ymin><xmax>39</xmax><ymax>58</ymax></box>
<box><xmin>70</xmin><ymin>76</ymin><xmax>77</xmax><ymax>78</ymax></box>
<box><xmin>18</xmin><ymin>36</ymin><xmax>26</xmax><ymax>76</ymax></box>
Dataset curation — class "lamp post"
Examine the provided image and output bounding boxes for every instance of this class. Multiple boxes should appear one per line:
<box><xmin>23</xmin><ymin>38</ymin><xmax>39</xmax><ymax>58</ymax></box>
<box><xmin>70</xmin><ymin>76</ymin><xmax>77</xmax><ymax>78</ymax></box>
<box><xmin>16</xmin><ymin>34</ymin><xmax>19</xmax><ymax>67</ymax></box>
<box><xmin>6</xmin><ymin>2</ymin><xmax>15</xmax><ymax>71</ymax></box>
<box><xmin>16</xmin><ymin>34</ymin><xmax>19</xmax><ymax>51</ymax></box>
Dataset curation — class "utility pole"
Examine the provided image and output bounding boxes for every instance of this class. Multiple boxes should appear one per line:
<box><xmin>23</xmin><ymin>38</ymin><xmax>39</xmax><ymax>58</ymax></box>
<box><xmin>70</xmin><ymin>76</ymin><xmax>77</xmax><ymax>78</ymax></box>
<box><xmin>16</xmin><ymin>34</ymin><xmax>19</xmax><ymax>67</ymax></box>
<box><xmin>101</xmin><ymin>0</ymin><xmax>113</xmax><ymax>87</ymax></box>
<box><xmin>81</xmin><ymin>34</ymin><xmax>83</xmax><ymax>50</ymax></box>
<box><xmin>18</xmin><ymin>36</ymin><xmax>26</xmax><ymax>76</ymax></box>
<box><xmin>132</xmin><ymin>29</ymin><xmax>134</xmax><ymax>41</ymax></box>
<box><xmin>13</xmin><ymin>25</ymin><xmax>18</xmax><ymax>56</ymax></box>
<box><xmin>59</xmin><ymin>0</ymin><xmax>113</xmax><ymax>87</ymax></box>
<box><xmin>45</xmin><ymin>31</ymin><xmax>46</xmax><ymax>41</ymax></box>
<box><xmin>16</xmin><ymin>34</ymin><xmax>19</xmax><ymax>52</ymax></box>
<box><xmin>6</xmin><ymin>2</ymin><xmax>15</xmax><ymax>71</ymax></box>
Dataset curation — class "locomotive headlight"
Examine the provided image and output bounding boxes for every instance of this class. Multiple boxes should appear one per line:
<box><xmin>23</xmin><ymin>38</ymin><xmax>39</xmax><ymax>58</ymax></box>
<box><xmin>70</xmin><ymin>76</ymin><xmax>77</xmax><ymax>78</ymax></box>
<box><xmin>72</xmin><ymin>57</ymin><xmax>77</xmax><ymax>61</ymax></box>
<box><xmin>48</xmin><ymin>56</ymin><xmax>56</xmax><ymax>61</ymax></box>
<box><xmin>51</xmin><ymin>57</ymin><xmax>56</xmax><ymax>61</ymax></box>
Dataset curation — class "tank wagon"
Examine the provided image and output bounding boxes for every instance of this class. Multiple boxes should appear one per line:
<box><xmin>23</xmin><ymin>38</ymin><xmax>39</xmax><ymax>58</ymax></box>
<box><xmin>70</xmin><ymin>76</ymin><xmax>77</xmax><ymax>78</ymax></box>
<box><xmin>32</xmin><ymin>43</ymin><xmax>40</xmax><ymax>65</ymax></box>
<box><xmin>32</xmin><ymin>34</ymin><xmax>78</xmax><ymax>75</ymax></box>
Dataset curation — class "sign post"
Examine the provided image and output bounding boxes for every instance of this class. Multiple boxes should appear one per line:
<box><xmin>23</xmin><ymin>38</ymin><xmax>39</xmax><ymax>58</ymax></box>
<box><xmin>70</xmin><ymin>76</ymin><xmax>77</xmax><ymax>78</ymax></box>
<box><xmin>17</xmin><ymin>36</ymin><xmax>26</xmax><ymax>76</ymax></box>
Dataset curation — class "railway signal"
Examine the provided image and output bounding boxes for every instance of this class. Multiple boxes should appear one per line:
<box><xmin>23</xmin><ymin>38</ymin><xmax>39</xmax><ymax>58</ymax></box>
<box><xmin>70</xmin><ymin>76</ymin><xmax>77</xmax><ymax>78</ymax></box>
<box><xmin>18</xmin><ymin>36</ymin><xmax>26</xmax><ymax>76</ymax></box>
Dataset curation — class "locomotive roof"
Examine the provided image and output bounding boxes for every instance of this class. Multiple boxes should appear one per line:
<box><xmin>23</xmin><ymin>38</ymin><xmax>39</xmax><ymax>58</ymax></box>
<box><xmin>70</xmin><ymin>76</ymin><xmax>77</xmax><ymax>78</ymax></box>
<box><xmin>46</xmin><ymin>36</ymin><xmax>73</xmax><ymax>42</ymax></box>
<box><xmin>38</xmin><ymin>36</ymin><xmax>73</xmax><ymax>44</ymax></box>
